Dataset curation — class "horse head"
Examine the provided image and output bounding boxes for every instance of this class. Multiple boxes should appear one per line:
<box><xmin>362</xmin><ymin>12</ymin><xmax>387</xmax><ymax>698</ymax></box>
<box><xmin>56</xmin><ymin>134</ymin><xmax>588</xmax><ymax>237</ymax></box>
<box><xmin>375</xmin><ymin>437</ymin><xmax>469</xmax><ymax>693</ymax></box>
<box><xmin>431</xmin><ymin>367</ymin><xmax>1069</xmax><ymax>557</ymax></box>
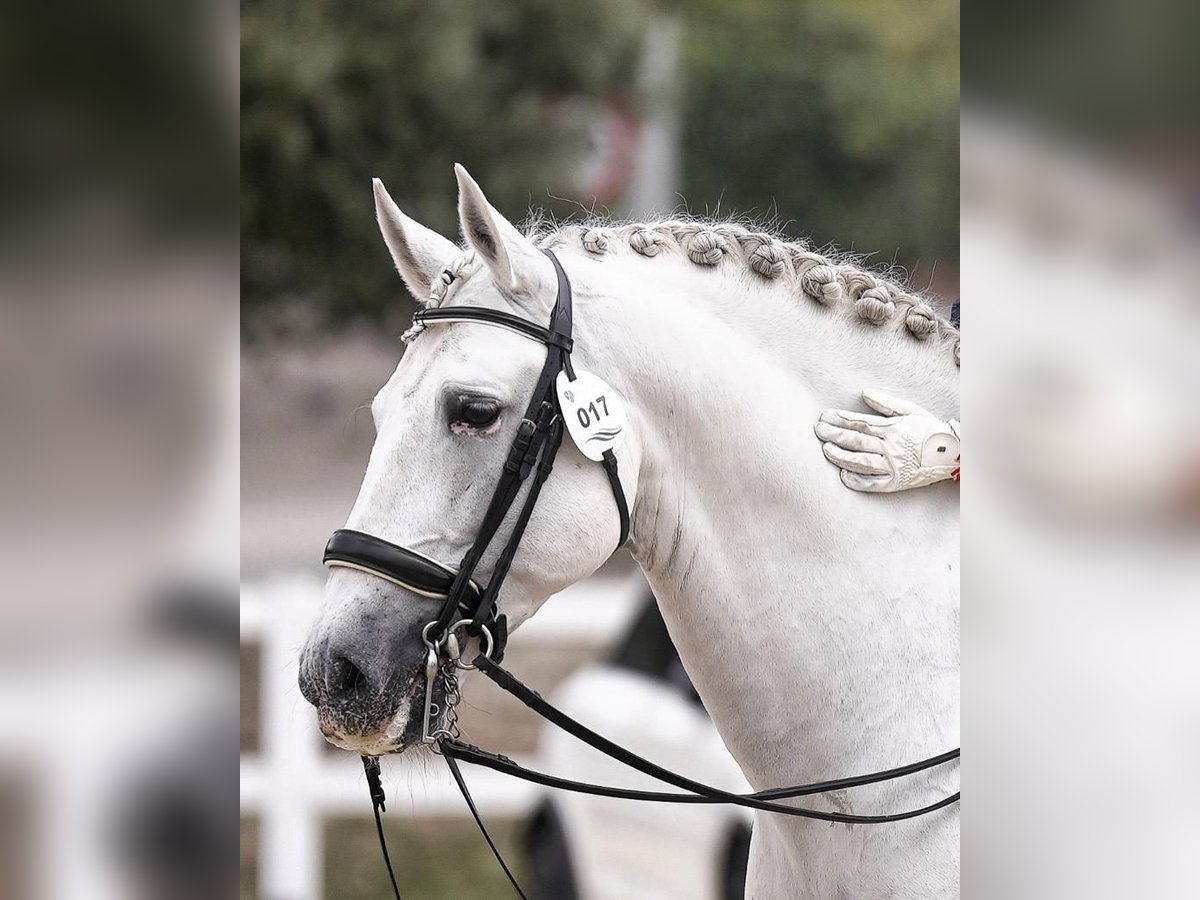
<box><xmin>298</xmin><ymin>167</ymin><xmax>633</xmax><ymax>754</ymax></box>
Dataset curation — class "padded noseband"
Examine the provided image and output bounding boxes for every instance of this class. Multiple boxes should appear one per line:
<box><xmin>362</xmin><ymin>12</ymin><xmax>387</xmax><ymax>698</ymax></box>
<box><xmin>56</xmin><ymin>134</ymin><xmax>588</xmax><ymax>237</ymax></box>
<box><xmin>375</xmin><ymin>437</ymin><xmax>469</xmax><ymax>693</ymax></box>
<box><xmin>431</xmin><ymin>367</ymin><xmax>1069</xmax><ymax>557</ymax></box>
<box><xmin>324</xmin><ymin>529</ymin><xmax>481</xmax><ymax>609</ymax></box>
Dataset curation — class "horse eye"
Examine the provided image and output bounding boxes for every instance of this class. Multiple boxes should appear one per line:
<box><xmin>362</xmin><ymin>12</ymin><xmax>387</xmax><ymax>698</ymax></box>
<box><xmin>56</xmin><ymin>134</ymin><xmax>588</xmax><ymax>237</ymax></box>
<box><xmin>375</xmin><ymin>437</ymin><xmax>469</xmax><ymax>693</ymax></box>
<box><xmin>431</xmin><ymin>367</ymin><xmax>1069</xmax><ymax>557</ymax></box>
<box><xmin>451</xmin><ymin>397</ymin><xmax>501</xmax><ymax>430</ymax></box>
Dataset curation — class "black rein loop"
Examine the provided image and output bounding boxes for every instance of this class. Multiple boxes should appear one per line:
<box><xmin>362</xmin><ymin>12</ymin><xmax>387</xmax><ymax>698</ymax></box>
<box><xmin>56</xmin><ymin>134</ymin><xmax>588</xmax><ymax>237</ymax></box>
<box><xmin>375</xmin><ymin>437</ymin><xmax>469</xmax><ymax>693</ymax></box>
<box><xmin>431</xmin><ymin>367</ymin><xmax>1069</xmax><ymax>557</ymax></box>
<box><xmin>463</xmin><ymin>654</ymin><xmax>960</xmax><ymax>825</ymax></box>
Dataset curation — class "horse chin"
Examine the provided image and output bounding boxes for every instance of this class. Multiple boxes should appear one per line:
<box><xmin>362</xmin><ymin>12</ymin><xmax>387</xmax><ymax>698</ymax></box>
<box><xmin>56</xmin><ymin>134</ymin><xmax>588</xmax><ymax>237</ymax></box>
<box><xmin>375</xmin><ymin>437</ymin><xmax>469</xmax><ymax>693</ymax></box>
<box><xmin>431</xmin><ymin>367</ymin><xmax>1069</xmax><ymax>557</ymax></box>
<box><xmin>316</xmin><ymin>674</ymin><xmax>430</xmax><ymax>756</ymax></box>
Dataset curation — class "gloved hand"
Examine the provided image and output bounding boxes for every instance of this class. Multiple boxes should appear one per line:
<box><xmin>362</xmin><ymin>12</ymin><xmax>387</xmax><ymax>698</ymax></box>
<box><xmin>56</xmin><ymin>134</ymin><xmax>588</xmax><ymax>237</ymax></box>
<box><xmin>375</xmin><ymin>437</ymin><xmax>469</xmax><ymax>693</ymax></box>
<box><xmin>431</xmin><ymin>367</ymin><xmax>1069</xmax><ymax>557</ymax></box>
<box><xmin>815</xmin><ymin>390</ymin><xmax>960</xmax><ymax>492</ymax></box>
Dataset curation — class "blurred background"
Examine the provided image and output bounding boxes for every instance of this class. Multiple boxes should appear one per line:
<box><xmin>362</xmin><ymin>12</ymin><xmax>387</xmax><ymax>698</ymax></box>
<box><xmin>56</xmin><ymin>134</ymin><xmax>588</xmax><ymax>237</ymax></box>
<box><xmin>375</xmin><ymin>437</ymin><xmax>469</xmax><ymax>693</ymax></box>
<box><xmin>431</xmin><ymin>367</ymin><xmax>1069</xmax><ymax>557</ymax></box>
<box><xmin>1</xmin><ymin>1</ymin><xmax>238</xmax><ymax>899</ymax></box>
<box><xmin>960</xmin><ymin>2</ymin><xmax>1200</xmax><ymax>899</ymax></box>
<box><xmin>4</xmin><ymin>0</ymin><xmax>1194</xmax><ymax>897</ymax></box>
<box><xmin>240</xmin><ymin>1</ymin><xmax>957</xmax><ymax>898</ymax></box>
<box><xmin>241</xmin><ymin>0</ymin><xmax>959</xmax><ymax>340</ymax></box>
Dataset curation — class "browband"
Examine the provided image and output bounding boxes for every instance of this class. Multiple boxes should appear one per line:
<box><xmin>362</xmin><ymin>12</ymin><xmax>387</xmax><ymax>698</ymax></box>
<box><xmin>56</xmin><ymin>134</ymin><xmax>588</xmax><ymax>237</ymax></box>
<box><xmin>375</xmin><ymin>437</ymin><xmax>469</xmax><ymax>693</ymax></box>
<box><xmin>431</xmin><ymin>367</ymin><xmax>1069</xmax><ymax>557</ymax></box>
<box><xmin>413</xmin><ymin>307</ymin><xmax>574</xmax><ymax>351</ymax></box>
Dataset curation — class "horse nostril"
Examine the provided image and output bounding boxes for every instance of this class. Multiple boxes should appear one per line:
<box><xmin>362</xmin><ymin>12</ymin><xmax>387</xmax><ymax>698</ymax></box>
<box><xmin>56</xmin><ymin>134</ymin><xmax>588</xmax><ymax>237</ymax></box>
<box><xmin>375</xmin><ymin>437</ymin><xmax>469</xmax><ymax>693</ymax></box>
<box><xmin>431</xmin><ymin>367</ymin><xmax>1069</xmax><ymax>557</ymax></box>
<box><xmin>328</xmin><ymin>656</ymin><xmax>372</xmax><ymax>699</ymax></box>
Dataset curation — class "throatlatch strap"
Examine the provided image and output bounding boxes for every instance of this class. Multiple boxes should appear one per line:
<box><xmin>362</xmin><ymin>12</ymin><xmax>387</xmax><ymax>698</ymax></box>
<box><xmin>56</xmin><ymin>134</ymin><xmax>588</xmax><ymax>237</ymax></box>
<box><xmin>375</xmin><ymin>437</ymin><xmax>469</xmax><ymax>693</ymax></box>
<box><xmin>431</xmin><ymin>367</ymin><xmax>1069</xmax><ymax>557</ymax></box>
<box><xmin>545</xmin><ymin>249</ymin><xmax>628</xmax><ymax>551</ymax></box>
<box><xmin>444</xmin><ymin>754</ymin><xmax>529</xmax><ymax>900</ymax></box>
<box><xmin>470</xmin><ymin>657</ymin><xmax>961</xmax><ymax>824</ymax></box>
<box><xmin>601</xmin><ymin>450</ymin><xmax>630</xmax><ymax>550</ymax></box>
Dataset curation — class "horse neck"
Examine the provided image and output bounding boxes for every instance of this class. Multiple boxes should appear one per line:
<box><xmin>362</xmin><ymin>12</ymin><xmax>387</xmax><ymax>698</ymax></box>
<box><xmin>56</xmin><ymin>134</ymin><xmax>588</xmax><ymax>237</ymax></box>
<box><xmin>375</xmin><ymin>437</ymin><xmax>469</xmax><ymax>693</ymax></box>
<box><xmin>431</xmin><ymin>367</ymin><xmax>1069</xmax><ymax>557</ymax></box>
<box><xmin>572</xmin><ymin>255</ymin><xmax>960</xmax><ymax>791</ymax></box>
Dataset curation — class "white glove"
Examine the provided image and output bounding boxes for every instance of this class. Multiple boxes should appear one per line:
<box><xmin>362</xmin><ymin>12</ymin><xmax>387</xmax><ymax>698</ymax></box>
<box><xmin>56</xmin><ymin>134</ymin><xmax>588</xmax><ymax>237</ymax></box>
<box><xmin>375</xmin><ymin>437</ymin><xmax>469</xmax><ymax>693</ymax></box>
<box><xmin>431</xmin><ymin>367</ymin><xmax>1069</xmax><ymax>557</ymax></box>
<box><xmin>815</xmin><ymin>390</ymin><xmax>960</xmax><ymax>493</ymax></box>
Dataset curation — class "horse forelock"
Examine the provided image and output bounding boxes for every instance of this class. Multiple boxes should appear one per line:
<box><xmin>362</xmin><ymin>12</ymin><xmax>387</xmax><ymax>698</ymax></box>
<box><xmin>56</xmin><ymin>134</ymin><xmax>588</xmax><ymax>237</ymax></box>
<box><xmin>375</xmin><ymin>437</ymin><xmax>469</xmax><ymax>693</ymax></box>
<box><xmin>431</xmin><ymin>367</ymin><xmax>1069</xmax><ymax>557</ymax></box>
<box><xmin>425</xmin><ymin>249</ymin><xmax>482</xmax><ymax>308</ymax></box>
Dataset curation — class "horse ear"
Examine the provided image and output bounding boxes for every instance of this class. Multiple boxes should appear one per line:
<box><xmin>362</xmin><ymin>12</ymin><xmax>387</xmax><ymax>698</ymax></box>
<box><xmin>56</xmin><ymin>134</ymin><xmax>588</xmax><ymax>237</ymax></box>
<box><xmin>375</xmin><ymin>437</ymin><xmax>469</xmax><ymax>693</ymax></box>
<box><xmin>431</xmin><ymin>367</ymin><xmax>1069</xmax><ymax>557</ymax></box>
<box><xmin>373</xmin><ymin>178</ymin><xmax>459</xmax><ymax>302</ymax></box>
<box><xmin>454</xmin><ymin>163</ymin><xmax>548</xmax><ymax>298</ymax></box>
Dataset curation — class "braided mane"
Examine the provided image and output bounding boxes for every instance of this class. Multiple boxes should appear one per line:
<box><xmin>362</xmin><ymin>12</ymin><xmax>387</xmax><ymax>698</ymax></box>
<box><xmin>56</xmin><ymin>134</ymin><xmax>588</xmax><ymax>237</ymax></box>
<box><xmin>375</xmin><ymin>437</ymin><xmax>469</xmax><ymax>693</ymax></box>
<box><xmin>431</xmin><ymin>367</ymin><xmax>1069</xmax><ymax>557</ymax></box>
<box><xmin>423</xmin><ymin>216</ymin><xmax>960</xmax><ymax>368</ymax></box>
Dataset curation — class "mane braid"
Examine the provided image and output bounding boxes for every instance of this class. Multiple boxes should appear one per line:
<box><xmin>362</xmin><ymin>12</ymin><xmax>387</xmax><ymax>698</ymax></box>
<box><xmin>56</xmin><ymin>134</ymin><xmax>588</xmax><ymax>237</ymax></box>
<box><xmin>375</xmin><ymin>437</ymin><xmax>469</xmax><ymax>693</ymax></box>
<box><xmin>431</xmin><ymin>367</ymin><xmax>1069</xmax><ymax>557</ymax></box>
<box><xmin>534</xmin><ymin>216</ymin><xmax>960</xmax><ymax>368</ymax></box>
<box><xmin>415</xmin><ymin>216</ymin><xmax>959</xmax><ymax>368</ymax></box>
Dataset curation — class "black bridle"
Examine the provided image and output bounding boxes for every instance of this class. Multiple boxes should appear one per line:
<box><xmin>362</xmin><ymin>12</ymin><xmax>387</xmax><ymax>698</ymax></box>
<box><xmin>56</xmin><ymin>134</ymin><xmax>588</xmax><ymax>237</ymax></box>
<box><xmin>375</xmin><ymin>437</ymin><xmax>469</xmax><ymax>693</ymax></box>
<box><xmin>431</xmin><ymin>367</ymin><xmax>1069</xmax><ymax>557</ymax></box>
<box><xmin>324</xmin><ymin>249</ymin><xmax>629</xmax><ymax>668</ymax></box>
<box><xmin>322</xmin><ymin>249</ymin><xmax>959</xmax><ymax>900</ymax></box>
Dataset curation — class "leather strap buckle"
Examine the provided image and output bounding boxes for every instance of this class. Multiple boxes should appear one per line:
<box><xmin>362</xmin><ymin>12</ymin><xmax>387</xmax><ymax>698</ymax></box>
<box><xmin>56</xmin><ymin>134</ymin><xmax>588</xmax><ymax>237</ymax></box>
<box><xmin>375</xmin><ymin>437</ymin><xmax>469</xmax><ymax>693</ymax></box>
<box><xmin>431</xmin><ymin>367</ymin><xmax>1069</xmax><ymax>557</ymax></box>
<box><xmin>504</xmin><ymin>418</ymin><xmax>538</xmax><ymax>475</ymax></box>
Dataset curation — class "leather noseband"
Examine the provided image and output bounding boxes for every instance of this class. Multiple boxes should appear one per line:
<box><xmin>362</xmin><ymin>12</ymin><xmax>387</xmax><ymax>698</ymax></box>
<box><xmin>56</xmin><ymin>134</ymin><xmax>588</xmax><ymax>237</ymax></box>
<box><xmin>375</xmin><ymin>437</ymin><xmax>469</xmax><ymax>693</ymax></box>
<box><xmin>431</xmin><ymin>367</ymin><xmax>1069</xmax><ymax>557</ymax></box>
<box><xmin>323</xmin><ymin>529</ymin><xmax>481</xmax><ymax>608</ymax></box>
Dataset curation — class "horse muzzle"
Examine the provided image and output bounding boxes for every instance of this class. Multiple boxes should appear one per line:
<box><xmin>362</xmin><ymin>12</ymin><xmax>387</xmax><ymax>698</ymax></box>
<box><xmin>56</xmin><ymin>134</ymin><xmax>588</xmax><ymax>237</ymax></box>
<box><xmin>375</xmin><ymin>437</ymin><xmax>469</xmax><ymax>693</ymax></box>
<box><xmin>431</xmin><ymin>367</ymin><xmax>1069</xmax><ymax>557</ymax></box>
<box><xmin>297</xmin><ymin>578</ymin><xmax>445</xmax><ymax>754</ymax></box>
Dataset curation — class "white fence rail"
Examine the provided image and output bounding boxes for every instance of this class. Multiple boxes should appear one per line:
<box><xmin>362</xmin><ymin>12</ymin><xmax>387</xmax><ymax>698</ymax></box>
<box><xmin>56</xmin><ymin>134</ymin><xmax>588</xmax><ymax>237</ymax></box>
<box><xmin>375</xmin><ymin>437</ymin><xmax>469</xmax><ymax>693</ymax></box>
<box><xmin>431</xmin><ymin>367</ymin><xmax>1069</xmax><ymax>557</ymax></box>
<box><xmin>240</xmin><ymin>571</ymin><xmax>643</xmax><ymax>900</ymax></box>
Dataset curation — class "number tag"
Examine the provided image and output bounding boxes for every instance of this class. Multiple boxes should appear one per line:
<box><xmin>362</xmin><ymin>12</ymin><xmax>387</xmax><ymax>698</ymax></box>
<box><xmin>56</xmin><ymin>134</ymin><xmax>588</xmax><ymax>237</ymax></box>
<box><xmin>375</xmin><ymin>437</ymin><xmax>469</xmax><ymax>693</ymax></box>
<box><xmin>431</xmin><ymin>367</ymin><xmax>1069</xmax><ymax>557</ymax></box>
<box><xmin>555</xmin><ymin>370</ymin><xmax>627</xmax><ymax>461</ymax></box>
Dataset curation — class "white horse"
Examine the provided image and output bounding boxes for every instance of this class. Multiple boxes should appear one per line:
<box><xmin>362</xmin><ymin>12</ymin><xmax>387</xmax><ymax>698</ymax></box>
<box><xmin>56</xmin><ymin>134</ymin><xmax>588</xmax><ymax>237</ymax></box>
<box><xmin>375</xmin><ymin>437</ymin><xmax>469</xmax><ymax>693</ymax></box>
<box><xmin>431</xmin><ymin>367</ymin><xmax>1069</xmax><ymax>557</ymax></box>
<box><xmin>299</xmin><ymin>165</ymin><xmax>959</xmax><ymax>899</ymax></box>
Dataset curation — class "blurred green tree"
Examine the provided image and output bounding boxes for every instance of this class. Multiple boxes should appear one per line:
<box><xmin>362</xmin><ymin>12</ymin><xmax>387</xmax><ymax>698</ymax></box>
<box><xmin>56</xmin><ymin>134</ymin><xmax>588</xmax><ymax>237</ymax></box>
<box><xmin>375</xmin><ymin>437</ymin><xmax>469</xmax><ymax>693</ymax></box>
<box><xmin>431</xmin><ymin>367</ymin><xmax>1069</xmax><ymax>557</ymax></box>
<box><xmin>241</xmin><ymin>0</ymin><xmax>648</xmax><ymax>336</ymax></box>
<box><xmin>242</xmin><ymin>0</ymin><xmax>958</xmax><ymax>336</ymax></box>
<box><xmin>679</xmin><ymin>0</ymin><xmax>958</xmax><ymax>270</ymax></box>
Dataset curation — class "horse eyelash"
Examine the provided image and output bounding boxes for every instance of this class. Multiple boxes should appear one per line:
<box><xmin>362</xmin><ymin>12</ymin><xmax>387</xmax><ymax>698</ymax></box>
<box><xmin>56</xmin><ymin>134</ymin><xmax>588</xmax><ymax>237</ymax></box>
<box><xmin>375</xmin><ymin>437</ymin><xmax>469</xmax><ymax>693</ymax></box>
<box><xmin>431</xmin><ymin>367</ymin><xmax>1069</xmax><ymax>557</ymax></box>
<box><xmin>447</xmin><ymin>395</ymin><xmax>503</xmax><ymax>434</ymax></box>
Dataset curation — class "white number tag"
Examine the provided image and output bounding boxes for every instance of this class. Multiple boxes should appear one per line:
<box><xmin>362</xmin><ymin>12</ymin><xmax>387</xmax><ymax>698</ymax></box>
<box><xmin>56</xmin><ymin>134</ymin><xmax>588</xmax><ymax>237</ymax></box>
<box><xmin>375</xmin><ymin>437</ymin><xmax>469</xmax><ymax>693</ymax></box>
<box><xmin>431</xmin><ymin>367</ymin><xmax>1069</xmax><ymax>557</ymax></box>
<box><xmin>556</xmin><ymin>370</ymin><xmax>627</xmax><ymax>461</ymax></box>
